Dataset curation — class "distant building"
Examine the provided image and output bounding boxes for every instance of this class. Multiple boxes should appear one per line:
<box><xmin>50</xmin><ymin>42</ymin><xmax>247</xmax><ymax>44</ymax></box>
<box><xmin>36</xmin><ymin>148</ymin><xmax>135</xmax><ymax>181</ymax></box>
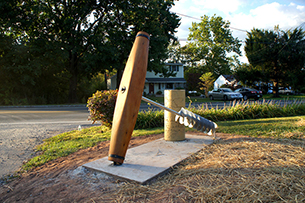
<box><xmin>107</xmin><ymin>63</ymin><xmax>186</xmax><ymax>95</ymax></box>
<box><xmin>144</xmin><ymin>63</ymin><xmax>186</xmax><ymax>95</ymax></box>
<box><xmin>214</xmin><ymin>75</ymin><xmax>238</xmax><ymax>89</ymax></box>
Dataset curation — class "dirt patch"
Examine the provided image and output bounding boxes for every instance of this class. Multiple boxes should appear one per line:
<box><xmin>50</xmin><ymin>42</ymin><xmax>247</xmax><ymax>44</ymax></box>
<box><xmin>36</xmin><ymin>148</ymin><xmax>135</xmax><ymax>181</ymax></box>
<box><xmin>2</xmin><ymin>132</ymin><xmax>300</xmax><ymax>203</ymax></box>
<box><xmin>0</xmin><ymin>133</ymin><xmax>166</xmax><ymax>202</ymax></box>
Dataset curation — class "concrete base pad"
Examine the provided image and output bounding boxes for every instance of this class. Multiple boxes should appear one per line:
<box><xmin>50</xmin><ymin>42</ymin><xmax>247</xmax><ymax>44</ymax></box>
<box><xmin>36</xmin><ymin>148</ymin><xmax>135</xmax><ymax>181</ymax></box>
<box><xmin>83</xmin><ymin>134</ymin><xmax>214</xmax><ymax>184</ymax></box>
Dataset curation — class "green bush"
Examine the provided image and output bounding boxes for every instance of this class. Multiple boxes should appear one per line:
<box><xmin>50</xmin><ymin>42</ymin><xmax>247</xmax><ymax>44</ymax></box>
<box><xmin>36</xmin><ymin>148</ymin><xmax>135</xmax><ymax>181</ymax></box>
<box><xmin>87</xmin><ymin>90</ymin><xmax>117</xmax><ymax>127</ymax></box>
<box><xmin>156</xmin><ymin>90</ymin><xmax>162</xmax><ymax>95</ymax></box>
<box><xmin>135</xmin><ymin>109</ymin><xmax>164</xmax><ymax>129</ymax></box>
<box><xmin>88</xmin><ymin>91</ymin><xmax>305</xmax><ymax>130</ymax></box>
<box><xmin>190</xmin><ymin>100</ymin><xmax>305</xmax><ymax>122</ymax></box>
<box><xmin>135</xmin><ymin>100</ymin><xmax>305</xmax><ymax>129</ymax></box>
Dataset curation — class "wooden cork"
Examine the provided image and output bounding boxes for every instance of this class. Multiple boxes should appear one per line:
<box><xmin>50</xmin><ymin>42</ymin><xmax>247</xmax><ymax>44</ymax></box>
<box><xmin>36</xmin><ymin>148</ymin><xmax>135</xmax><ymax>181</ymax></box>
<box><xmin>164</xmin><ymin>90</ymin><xmax>185</xmax><ymax>141</ymax></box>
<box><xmin>108</xmin><ymin>31</ymin><xmax>150</xmax><ymax>164</ymax></box>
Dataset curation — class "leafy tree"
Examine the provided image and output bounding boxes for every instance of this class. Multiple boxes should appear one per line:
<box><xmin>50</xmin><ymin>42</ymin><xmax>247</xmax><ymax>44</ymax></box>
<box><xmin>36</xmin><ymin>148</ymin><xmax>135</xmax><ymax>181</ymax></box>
<box><xmin>184</xmin><ymin>71</ymin><xmax>202</xmax><ymax>92</ymax></box>
<box><xmin>245</xmin><ymin>26</ymin><xmax>305</xmax><ymax>96</ymax></box>
<box><xmin>181</xmin><ymin>15</ymin><xmax>241</xmax><ymax>77</ymax></box>
<box><xmin>0</xmin><ymin>34</ymin><xmax>68</xmax><ymax>105</ymax></box>
<box><xmin>199</xmin><ymin>72</ymin><xmax>214</xmax><ymax>97</ymax></box>
<box><xmin>234</xmin><ymin>63</ymin><xmax>265</xmax><ymax>87</ymax></box>
<box><xmin>4</xmin><ymin>0</ymin><xmax>180</xmax><ymax>103</ymax></box>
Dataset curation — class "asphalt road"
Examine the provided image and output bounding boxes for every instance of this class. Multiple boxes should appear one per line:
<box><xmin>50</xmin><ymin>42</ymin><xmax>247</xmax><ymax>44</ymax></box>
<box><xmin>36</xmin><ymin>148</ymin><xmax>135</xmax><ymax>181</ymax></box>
<box><xmin>0</xmin><ymin>105</ymin><xmax>97</xmax><ymax>179</ymax></box>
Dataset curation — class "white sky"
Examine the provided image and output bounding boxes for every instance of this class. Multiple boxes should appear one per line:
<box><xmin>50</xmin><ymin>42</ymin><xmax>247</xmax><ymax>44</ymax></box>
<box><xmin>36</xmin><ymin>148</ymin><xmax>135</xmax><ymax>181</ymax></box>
<box><xmin>170</xmin><ymin>0</ymin><xmax>305</xmax><ymax>63</ymax></box>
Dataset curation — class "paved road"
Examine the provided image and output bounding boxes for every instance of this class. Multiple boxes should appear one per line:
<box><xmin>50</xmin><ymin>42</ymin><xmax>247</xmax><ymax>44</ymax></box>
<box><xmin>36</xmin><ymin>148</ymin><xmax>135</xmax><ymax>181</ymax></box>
<box><xmin>0</xmin><ymin>105</ymin><xmax>97</xmax><ymax>179</ymax></box>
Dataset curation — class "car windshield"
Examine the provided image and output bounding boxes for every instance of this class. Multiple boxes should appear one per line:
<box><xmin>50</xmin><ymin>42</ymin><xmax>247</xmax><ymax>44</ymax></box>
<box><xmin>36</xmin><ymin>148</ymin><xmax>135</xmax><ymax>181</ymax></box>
<box><xmin>222</xmin><ymin>89</ymin><xmax>233</xmax><ymax>92</ymax></box>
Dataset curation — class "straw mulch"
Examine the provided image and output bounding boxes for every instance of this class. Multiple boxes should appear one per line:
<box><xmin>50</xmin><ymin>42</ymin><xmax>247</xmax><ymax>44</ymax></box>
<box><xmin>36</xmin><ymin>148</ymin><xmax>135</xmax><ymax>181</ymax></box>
<box><xmin>114</xmin><ymin>137</ymin><xmax>305</xmax><ymax>202</ymax></box>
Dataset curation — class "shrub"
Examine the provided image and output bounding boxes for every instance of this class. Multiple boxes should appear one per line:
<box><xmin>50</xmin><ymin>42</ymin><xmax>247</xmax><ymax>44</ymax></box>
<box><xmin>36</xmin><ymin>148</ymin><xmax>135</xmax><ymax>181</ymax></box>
<box><xmin>190</xmin><ymin>100</ymin><xmax>305</xmax><ymax>122</ymax></box>
<box><xmin>156</xmin><ymin>90</ymin><xmax>162</xmax><ymax>95</ymax></box>
<box><xmin>87</xmin><ymin>90</ymin><xmax>117</xmax><ymax>127</ymax></box>
<box><xmin>135</xmin><ymin>109</ymin><xmax>164</xmax><ymax>129</ymax></box>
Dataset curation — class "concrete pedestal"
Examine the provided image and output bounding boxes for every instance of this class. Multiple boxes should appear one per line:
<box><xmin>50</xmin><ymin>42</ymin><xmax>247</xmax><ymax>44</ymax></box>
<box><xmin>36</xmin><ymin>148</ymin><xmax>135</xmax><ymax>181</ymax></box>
<box><xmin>164</xmin><ymin>90</ymin><xmax>185</xmax><ymax>141</ymax></box>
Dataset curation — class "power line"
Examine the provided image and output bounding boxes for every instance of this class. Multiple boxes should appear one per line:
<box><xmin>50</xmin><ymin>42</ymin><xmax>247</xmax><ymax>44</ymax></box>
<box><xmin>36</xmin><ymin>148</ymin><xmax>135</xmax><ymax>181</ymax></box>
<box><xmin>175</xmin><ymin>12</ymin><xmax>248</xmax><ymax>33</ymax></box>
<box><xmin>175</xmin><ymin>11</ymin><xmax>305</xmax><ymax>65</ymax></box>
<box><xmin>244</xmin><ymin>21</ymin><xmax>305</xmax><ymax>65</ymax></box>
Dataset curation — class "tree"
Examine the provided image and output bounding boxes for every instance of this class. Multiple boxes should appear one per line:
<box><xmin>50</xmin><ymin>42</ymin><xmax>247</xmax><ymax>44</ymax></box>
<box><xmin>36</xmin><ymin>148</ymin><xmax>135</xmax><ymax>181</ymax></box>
<box><xmin>5</xmin><ymin>0</ymin><xmax>180</xmax><ymax>103</ymax></box>
<box><xmin>199</xmin><ymin>72</ymin><xmax>214</xmax><ymax>97</ymax></box>
<box><xmin>0</xmin><ymin>33</ymin><xmax>69</xmax><ymax>105</ymax></box>
<box><xmin>181</xmin><ymin>15</ymin><xmax>241</xmax><ymax>77</ymax></box>
<box><xmin>245</xmin><ymin>26</ymin><xmax>305</xmax><ymax>96</ymax></box>
<box><xmin>234</xmin><ymin>63</ymin><xmax>265</xmax><ymax>87</ymax></box>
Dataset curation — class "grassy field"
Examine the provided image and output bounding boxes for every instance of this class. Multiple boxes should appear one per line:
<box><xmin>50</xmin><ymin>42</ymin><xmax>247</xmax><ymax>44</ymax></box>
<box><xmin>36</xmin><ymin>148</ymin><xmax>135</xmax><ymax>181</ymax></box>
<box><xmin>22</xmin><ymin>115</ymin><xmax>305</xmax><ymax>172</ymax></box>
<box><xmin>115</xmin><ymin>115</ymin><xmax>305</xmax><ymax>202</ymax></box>
<box><xmin>18</xmin><ymin>111</ymin><xmax>305</xmax><ymax>202</ymax></box>
<box><xmin>218</xmin><ymin>116</ymin><xmax>305</xmax><ymax>138</ymax></box>
<box><xmin>21</xmin><ymin>127</ymin><xmax>164</xmax><ymax>171</ymax></box>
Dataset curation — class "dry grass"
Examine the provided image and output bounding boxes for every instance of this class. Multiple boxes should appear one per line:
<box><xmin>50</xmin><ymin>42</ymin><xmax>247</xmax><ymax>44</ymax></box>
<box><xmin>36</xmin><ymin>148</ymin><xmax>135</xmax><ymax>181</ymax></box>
<box><xmin>296</xmin><ymin>118</ymin><xmax>305</xmax><ymax>127</ymax></box>
<box><xmin>114</xmin><ymin>137</ymin><xmax>305</xmax><ymax>202</ymax></box>
<box><xmin>282</xmin><ymin>118</ymin><xmax>305</xmax><ymax>139</ymax></box>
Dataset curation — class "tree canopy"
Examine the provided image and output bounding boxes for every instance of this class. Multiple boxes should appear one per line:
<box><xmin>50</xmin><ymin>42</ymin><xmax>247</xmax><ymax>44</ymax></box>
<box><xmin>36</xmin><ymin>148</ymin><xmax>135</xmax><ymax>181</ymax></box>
<box><xmin>180</xmin><ymin>15</ymin><xmax>241</xmax><ymax>77</ymax></box>
<box><xmin>0</xmin><ymin>0</ymin><xmax>180</xmax><ymax>104</ymax></box>
<box><xmin>199</xmin><ymin>72</ymin><xmax>214</xmax><ymax>97</ymax></box>
<box><xmin>245</xmin><ymin>26</ymin><xmax>305</xmax><ymax>95</ymax></box>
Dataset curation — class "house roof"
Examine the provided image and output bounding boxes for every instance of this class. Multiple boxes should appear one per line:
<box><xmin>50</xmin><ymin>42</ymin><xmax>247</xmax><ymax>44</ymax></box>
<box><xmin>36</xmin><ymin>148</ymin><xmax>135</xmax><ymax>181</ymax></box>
<box><xmin>222</xmin><ymin>75</ymin><xmax>236</xmax><ymax>82</ymax></box>
<box><xmin>145</xmin><ymin>78</ymin><xmax>186</xmax><ymax>83</ymax></box>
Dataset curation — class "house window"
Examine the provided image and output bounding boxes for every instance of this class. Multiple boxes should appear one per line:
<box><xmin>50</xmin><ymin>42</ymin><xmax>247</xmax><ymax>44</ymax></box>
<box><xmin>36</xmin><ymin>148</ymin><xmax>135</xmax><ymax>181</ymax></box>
<box><xmin>166</xmin><ymin>83</ymin><xmax>173</xmax><ymax>89</ymax></box>
<box><xmin>158</xmin><ymin>83</ymin><xmax>161</xmax><ymax>89</ymax></box>
<box><xmin>169</xmin><ymin>65</ymin><xmax>179</xmax><ymax>72</ymax></box>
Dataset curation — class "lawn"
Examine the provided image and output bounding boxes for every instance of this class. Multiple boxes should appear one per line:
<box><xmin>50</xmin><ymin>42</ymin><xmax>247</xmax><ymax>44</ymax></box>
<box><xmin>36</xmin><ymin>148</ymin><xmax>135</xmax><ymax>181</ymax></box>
<box><xmin>217</xmin><ymin>116</ymin><xmax>305</xmax><ymax>139</ymax></box>
<box><xmin>116</xmin><ymin>116</ymin><xmax>305</xmax><ymax>202</ymax></box>
<box><xmin>22</xmin><ymin>115</ymin><xmax>305</xmax><ymax>171</ymax></box>
<box><xmin>15</xmin><ymin>114</ymin><xmax>305</xmax><ymax>202</ymax></box>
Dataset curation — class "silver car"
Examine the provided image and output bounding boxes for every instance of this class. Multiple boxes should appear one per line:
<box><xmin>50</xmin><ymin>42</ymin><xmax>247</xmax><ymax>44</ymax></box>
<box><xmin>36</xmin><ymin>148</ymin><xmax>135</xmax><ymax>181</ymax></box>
<box><xmin>208</xmin><ymin>88</ymin><xmax>243</xmax><ymax>101</ymax></box>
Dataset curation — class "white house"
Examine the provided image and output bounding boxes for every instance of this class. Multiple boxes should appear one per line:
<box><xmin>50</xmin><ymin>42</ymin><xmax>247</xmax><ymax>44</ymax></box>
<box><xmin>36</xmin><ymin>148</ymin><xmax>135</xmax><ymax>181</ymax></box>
<box><xmin>214</xmin><ymin>75</ymin><xmax>238</xmax><ymax>89</ymax></box>
<box><xmin>107</xmin><ymin>63</ymin><xmax>186</xmax><ymax>95</ymax></box>
<box><xmin>144</xmin><ymin>63</ymin><xmax>186</xmax><ymax>95</ymax></box>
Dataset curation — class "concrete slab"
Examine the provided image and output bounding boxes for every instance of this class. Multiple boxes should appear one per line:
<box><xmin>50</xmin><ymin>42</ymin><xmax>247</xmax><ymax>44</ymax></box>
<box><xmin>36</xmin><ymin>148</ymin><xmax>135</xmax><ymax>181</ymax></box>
<box><xmin>83</xmin><ymin>134</ymin><xmax>214</xmax><ymax>184</ymax></box>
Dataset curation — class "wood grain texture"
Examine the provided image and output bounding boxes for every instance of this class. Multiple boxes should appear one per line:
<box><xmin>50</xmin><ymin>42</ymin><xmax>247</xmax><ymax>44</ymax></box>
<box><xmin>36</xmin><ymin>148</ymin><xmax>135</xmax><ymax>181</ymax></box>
<box><xmin>108</xmin><ymin>31</ymin><xmax>150</xmax><ymax>164</ymax></box>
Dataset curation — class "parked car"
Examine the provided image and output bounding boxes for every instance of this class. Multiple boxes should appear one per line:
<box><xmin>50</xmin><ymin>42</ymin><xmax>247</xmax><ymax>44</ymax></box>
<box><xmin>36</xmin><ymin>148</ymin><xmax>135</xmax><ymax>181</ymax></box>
<box><xmin>234</xmin><ymin>88</ymin><xmax>262</xmax><ymax>100</ymax></box>
<box><xmin>208</xmin><ymin>88</ymin><xmax>243</xmax><ymax>101</ymax></box>
<box><xmin>279</xmin><ymin>87</ymin><xmax>295</xmax><ymax>95</ymax></box>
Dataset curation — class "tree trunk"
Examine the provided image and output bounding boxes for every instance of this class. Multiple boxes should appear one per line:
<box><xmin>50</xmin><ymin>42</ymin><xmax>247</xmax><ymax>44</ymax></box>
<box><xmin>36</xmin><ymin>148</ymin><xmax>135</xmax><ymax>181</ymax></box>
<box><xmin>273</xmin><ymin>80</ymin><xmax>280</xmax><ymax>98</ymax></box>
<box><xmin>116</xmin><ymin>64</ymin><xmax>125</xmax><ymax>89</ymax></box>
<box><xmin>104</xmin><ymin>73</ymin><xmax>108</xmax><ymax>90</ymax></box>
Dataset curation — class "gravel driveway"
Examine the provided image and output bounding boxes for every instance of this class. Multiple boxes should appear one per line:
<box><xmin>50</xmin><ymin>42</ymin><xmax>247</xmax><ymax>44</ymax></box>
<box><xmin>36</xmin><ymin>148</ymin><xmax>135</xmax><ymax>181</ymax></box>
<box><xmin>0</xmin><ymin>122</ymin><xmax>97</xmax><ymax>179</ymax></box>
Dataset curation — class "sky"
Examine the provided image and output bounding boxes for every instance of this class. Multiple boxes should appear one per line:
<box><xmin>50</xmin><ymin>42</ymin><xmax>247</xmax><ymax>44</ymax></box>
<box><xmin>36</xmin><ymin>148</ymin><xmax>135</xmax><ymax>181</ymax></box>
<box><xmin>170</xmin><ymin>0</ymin><xmax>305</xmax><ymax>63</ymax></box>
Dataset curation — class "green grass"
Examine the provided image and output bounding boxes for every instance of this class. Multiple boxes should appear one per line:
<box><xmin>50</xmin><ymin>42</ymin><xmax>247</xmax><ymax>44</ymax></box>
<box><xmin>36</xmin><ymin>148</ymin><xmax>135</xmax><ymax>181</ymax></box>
<box><xmin>262</xmin><ymin>94</ymin><xmax>305</xmax><ymax>100</ymax></box>
<box><xmin>21</xmin><ymin>126</ymin><xmax>164</xmax><ymax>172</ymax></box>
<box><xmin>217</xmin><ymin>116</ymin><xmax>305</xmax><ymax>139</ymax></box>
<box><xmin>192</xmin><ymin>99</ymin><xmax>305</xmax><ymax>122</ymax></box>
<box><xmin>21</xmin><ymin>99</ymin><xmax>305</xmax><ymax>172</ymax></box>
<box><xmin>22</xmin><ymin>116</ymin><xmax>305</xmax><ymax>172</ymax></box>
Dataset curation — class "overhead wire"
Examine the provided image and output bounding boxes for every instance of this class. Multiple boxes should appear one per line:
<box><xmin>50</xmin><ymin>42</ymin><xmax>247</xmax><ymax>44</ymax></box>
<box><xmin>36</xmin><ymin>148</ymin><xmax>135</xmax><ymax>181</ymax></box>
<box><xmin>175</xmin><ymin>12</ymin><xmax>248</xmax><ymax>33</ymax></box>
<box><xmin>278</xmin><ymin>21</ymin><xmax>305</xmax><ymax>54</ymax></box>
<box><xmin>245</xmin><ymin>21</ymin><xmax>305</xmax><ymax>64</ymax></box>
<box><xmin>175</xmin><ymin>11</ymin><xmax>305</xmax><ymax>65</ymax></box>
